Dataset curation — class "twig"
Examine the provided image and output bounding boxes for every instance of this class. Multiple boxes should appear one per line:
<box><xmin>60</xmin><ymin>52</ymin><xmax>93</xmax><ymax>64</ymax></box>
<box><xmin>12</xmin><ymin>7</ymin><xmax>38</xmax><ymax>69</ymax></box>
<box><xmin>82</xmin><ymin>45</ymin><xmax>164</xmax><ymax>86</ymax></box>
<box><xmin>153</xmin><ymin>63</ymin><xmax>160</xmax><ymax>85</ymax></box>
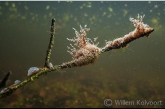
<box><xmin>0</xmin><ymin>71</ymin><xmax>11</xmax><ymax>89</ymax></box>
<box><xmin>0</xmin><ymin>66</ymin><xmax>60</xmax><ymax>99</ymax></box>
<box><xmin>59</xmin><ymin>14</ymin><xmax>154</xmax><ymax>69</ymax></box>
<box><xmin>0</xmin><ymin>14</ymin><xmax>154</xmax><ymax>99</ymax></box>
<box><xmin>44</xmin><ymin>18</ymin><xmax>56</xmax><ymax>68</ymax></box>
<box><xmin>101</xmin><ymin>14</ymin><xmax>154</xmax><ymax>53</ymax></box>
<box><xmin>0</xmin><ymin>18</ymin><xmax>56</xmax><ymax>99</ymax></box>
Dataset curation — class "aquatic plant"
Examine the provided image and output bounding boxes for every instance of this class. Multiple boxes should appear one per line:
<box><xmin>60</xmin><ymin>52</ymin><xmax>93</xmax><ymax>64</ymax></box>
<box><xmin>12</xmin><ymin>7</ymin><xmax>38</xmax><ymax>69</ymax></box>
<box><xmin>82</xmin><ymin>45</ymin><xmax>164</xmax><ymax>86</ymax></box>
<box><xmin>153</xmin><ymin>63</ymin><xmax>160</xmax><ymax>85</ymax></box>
<box><xmin>0</xmin><ymin>14</ymin><xmax>154</xmax><ymax>99</ymax></box>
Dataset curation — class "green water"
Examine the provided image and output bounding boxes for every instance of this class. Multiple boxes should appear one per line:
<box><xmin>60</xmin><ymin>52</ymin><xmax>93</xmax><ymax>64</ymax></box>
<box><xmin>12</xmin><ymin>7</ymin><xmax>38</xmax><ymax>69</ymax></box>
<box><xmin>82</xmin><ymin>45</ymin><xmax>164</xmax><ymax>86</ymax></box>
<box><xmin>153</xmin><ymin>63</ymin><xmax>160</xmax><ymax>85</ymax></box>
<box><xmin>0</xmin><ymin>1</ymin><xmax>164</xmax><ymax>108</ymax></box>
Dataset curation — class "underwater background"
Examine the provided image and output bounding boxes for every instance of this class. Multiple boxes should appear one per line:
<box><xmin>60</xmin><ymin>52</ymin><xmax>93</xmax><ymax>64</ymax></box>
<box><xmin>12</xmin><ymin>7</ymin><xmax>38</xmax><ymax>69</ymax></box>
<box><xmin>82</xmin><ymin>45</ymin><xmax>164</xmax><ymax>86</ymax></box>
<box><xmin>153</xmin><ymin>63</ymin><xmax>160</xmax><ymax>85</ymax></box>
<box><xmin>0</xmin><ymin>1</ymin><xmax>164</xmax><ymax>108</ymax></box>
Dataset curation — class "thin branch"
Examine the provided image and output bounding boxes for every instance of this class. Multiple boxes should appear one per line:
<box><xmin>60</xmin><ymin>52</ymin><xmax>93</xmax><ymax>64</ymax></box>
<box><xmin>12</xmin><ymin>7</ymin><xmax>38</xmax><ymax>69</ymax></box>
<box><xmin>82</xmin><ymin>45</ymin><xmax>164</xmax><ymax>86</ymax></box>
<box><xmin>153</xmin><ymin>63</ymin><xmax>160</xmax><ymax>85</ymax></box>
<box><xmin>59</xmin><ymin>14</ymin><xmax>154</xmax><ymax>69</ymax></box>
<box><xmin>0</xmin><ymin>14</ymin><xmax>154</xmax><ymax>99</ymax></box>
<box><xmin>101</xmin><ymin>15</ymin><xmax>154</xmax><ymax>53</ymax></box>
<box><xmin>44</xmin><ymin>18</ymin><xmax>56</xmax><ymax>68</ymax></box>
<box><xmin>0</xmin><ymin>18</ymin><xmax>56</xmax><ymax>99</ymax></box>
<box><xmin>0</xmin><ymin>71</ymin><xmax>11</xmax><ymax>89</ymax></box>
<box><xmin>0</xmin><ymin>66</ymin><xmax>60</xmax><ymax>99</ymax></box>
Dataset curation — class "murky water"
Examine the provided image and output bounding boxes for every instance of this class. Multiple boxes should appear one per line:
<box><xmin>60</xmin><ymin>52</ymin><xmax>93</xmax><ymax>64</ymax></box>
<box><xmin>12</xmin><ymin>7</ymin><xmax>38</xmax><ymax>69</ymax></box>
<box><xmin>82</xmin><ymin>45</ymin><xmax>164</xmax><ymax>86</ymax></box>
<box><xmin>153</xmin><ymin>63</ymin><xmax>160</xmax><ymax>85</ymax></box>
<box><xmin>0</xmin><ymin>1</ymin><xmax>165</xmax><ymax>108</ymax></box>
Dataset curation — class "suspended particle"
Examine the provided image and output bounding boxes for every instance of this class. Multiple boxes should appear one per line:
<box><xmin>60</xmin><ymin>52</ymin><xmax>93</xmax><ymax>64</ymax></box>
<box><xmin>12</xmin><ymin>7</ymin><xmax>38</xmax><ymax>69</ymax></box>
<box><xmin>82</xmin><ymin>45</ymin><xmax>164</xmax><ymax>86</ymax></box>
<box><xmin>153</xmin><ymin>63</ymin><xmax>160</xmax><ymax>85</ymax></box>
<box><xmin>28</xmin><ymin>67</ymin><xmax>40</xmax><ymax>76</ymax></box>
<box><xmin>108</xmin><ymin>7</ymin><xmax>113</xmax><ymax>12</ymax></box>
<box><xmin>46</xmin><ymin>5</ymin><xmax>50</xmax><ymax>10</ymax></box>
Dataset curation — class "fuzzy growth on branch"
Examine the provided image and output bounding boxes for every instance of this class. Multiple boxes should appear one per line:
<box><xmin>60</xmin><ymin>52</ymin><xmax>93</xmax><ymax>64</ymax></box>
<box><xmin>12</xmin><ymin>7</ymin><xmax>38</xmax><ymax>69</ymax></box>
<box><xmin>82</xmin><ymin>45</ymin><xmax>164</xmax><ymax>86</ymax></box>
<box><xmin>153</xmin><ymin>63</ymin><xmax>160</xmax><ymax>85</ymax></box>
<box><xmin>0</xmin><ymin>14</ymin><xmax>154</xmax><ymax>99</ymax></box>
<box><xmin>59</xmin><ymin>14</ymin><xmax>154</xmax><ymax>69</ymax></box>
<box><xmin>101</xmin><ymin>14</ymin><xmax>154</xmax><ymax>52</ymax></box>
<box><xmin>60</xmin><ymin>25</ymin><xmax>101</xmax><ymax>69</ymax></box>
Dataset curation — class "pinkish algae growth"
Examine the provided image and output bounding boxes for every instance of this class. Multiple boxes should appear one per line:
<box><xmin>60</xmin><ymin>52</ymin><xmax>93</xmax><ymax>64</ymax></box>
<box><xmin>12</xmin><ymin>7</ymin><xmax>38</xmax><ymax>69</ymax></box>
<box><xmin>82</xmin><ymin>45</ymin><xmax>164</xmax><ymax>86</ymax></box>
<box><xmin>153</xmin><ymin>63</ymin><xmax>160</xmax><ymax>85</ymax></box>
<box><xmin>60</xmin><ymin>25</ymin><xmax>101</xmax><ymax>68</ymax></box>
<box><xmin>59</xmin><ymin>14</ymin><xmax>154</xmax><ymax>69</ymax></box>
<box><xmin>102</xmin><ymin>14</ymin><xmax>154</xmax><ymax>52</ymax></box>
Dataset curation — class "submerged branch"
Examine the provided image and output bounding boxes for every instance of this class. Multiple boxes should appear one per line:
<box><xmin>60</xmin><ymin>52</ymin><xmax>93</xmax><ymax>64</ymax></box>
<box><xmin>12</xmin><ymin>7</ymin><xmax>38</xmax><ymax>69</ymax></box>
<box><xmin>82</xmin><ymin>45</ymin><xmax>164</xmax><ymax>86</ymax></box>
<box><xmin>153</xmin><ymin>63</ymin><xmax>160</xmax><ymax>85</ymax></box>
<box><xmin>0</xmin><ymin>71</ymin><xmax>11</xmax><ymax>89</ymax></box>
<box><xmin>0</xmin><ymin>14</ymin><xmax>154</xmax><ymax>99</ymax></box>
<box><xmin>44</xmin><ymin>18</ymin><xmax>56</xmax><ymax>68</ymax></box>
<box><xmin>59</xmin><ymin>14</ymin><xmax>154</xmax><ymax>69</ymax></box>
<box><xmin>0</xmin><ymin>66</ymin><xmax>60</xmax><ymax>99</ymax></box>
<box><xmin>101</xmin><ymin>14</ymin><xmax>154</xmax><ymax>53</ymax></box>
